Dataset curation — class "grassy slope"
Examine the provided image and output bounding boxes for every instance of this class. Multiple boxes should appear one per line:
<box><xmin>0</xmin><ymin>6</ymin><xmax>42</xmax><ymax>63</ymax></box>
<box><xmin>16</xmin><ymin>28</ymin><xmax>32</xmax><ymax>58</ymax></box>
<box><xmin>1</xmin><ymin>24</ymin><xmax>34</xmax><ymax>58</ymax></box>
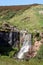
<box><xmin>0</xmin><ymin>56</ymin><xmax>43</xmax><ymax>65</ymax></box>
<box><xmin>0</xmin><ymin>4</ymin><xmax>43</xmax><ymax>32</ymax></box>
<box><xmin>9</xmin><ymin>5</ymin><xmax>43</xmax><ymax>32</ymax></box>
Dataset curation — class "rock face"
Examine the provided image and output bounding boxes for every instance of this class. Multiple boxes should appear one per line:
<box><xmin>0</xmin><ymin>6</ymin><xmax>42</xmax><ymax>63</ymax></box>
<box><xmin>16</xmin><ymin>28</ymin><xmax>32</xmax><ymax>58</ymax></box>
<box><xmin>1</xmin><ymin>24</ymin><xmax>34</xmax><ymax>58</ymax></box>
<box><xmin>17</xmin><ymin>32</ymin><xmax>32</xmax><ymax>59</ymax></box>
<box><xmin>20</xmin><ymin>30</ymin><xmax>28</xmax><ymax>44</ymax></box>
<box><xmin>0</xmin><ymin>31</ymin><xmax>9</xmax><ymax>46</ymax></box>
<box><xmin>32</xmin><ymin>41</ymin><xmax>42</xmax><ymax>57</ymax></box>
<box><xmin>40</xmin><ymin>32</ymin><xmax>43</xmax><ymax>43</ymax></box>
<box><xmin>0</xmin><ymin>23</ymin><xmax>20</xmax><ymax>53</ymax></box>
<box><xmin>0</xmin><ymin>31</ymin><xmax>20</xmax><ymax>47</ymax></box>
<box><xmin>40</xmin><ymin>32</ymin><xmax>43</xmax><ymax>38</ymax></box>
<box><xmin>19</xmin><ymin>32</ymin><xmax>42</xmax><ymax>59</ymax></box>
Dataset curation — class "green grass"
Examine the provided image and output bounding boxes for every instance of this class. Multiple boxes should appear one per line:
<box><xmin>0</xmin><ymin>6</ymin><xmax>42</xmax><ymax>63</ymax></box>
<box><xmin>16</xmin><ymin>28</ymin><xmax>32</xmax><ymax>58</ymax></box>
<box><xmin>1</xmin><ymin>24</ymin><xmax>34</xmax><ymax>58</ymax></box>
<box><xmin>0</xmin><ymin>56</ymin><xmax>43</xmax><ymax>65</ymax></box>
<box><xmin>0</xmin><ymin>44</ymin><xmax>43</xmax><ymax>65</ymax></box>
<box><xmin>7</xmin><ymin>5</ymin><xmax>43</xmax><ymax>32</ymax></box>
<box><xmin>36</xmin><ymin>44</ymin><xmax>43</xmax><ymax>59</ymax></box>
<box><xmin>0</xmin><ymin>5</ymin><xmax>43</xmax><ymax>32</ymax></box>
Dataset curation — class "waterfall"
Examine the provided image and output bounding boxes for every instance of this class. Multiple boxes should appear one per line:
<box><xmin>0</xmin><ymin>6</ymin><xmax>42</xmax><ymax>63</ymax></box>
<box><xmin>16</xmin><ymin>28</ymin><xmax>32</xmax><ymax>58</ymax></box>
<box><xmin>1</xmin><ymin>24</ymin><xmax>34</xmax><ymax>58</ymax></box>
<box><xmin>17</xmin><ymin>34</ymin><xmax>31</xmax><ymax>59</ymax></box>
<box><xmin>8</xmin><ymin>32</ymin><xmax>12</xmax><ymax>45</ymax></box>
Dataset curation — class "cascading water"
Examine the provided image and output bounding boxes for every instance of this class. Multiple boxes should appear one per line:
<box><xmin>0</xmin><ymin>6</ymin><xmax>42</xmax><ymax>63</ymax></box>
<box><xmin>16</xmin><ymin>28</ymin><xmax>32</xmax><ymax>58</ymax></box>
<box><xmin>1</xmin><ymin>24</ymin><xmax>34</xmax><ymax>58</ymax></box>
<box><xmin>17</xmin><ymin>34</ymin><xmax>31</xmax><ymax>59</ymax></box>
<box><xmin>8</xmin><ymin>32</ymin><xmax>12</xmax><ymax>45</ymax></box>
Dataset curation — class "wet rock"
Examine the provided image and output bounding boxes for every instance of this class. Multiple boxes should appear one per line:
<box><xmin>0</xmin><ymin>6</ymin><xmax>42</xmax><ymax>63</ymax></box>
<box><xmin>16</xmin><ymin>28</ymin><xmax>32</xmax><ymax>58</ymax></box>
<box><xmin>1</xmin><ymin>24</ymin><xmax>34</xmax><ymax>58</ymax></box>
<box><xmin>40</xmin><ymin>32</ymin><xmax>43</xmax><ymax>38</ymax></box>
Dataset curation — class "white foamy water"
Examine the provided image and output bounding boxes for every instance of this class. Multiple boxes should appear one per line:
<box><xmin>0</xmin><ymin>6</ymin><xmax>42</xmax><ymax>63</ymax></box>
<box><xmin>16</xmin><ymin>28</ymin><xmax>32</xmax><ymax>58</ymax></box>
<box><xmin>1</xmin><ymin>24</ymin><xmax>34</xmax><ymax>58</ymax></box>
<box><xmin>17</xmin><ymin>34</ymin><xmax>31</xmax><ymax>59</ymax></box>
<box><xmin>8</xmin><ymin>32</ymin><xmax>12</xmax><ymax>45</ymax></box>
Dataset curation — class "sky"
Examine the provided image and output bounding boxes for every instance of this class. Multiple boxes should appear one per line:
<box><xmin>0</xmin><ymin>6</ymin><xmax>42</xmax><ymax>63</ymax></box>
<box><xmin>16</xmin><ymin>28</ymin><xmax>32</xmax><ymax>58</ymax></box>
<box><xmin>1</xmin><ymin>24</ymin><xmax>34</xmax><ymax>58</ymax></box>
<box><xmin>0</xmin><ymin>0</ymin><xmax>43</xmax><ymax>6</ymax></box>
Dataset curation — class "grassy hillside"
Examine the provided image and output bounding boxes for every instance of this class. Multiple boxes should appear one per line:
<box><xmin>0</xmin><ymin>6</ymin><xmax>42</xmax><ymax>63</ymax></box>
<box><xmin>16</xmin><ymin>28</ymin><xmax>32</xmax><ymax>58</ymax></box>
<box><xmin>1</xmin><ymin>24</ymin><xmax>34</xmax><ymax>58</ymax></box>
<box><xmin>0</xmin><ymin>4</ymin><xmax>43</xmax><ymax>65</ymax></box>
<box><xmin>0</xmin><ymin>4</ymin><xmax>43</xmax><ymax>32</ymax></box>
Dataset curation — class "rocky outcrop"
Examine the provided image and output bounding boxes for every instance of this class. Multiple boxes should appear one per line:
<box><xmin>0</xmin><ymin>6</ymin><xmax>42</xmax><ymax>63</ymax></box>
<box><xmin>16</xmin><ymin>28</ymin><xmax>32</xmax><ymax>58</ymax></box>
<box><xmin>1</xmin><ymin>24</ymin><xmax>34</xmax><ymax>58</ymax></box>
<box><xmin>0</xmin><ymin>22</ymin><xmax>20</xmax><ymax>49</ymax></box>
<box><xmin>22</xmin><ymin>32</ymin><xmax>43</xmax><ymax>59</ymax></box>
